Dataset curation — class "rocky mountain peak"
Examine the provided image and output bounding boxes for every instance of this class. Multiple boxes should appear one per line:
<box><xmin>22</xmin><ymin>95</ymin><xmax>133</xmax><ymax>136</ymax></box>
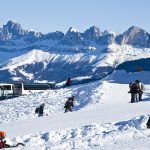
<box><xmin>68</xmin><ymin>27</ymin><xmax>79</xmax><ymax>33</ymax></box>
<box><xmin>124</xmin><ymin>26</ymin><xmax>145</xmax><ymax>35</ymax></box>
<box><xmin>42</xmin><ymin>31</ymin><xmax>64</xmax><ymax>41</ymax></box>
<box><xmin>84</xmin><ymin>26</ymin><xmax>101</xmax><ymax>40</ymax></box>
<box><xmin>1</xmin><ymin>20</ymin><xmax>25</xmax><ymax>40</ymax></box>
<box><xmin>3</xmin><ymin>20</ymin><xmax>25</xmax><ymax>33</ymax></box>
<box><xmin>118</xmin><ymin>26</ymin><xmax>150</xmax><ymax>47</ymax></box>
<box><xmin>60</xmin><ymin>27</ymin><xmax>84</xmax><ymax>45</ymax></box>
<box><xmin>0</xmin><ymin>20</ymin><xmax>150</xmax><ymax>48</ymax></box>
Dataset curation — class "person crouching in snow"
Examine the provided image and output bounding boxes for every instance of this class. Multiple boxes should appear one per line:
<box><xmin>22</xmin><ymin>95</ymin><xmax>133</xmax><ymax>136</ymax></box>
<box><xmin>0</xmin><ymin>131</ymin><xmax>10</xmax><ymax>148</ymax></box>
<box><xmin>38</xmin><ymin>103</ymin><xmax>45</xmax><ymax>117</ymax></box>
<box><xmin>64</xmin><ymin>96</ymin><xmax>75</xmax><ymax>112</ymax></box>
<box><xmin>35</xmin><ymin>103</ymin><xmax>45</xmax><ymax>117</ymax></box>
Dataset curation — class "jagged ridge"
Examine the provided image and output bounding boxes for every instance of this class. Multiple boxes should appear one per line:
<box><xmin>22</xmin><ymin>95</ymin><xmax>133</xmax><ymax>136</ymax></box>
<box><xmin>0</xmin><ymin>20</ymin><xmax>150</xmax><ymax>50</ymax></box>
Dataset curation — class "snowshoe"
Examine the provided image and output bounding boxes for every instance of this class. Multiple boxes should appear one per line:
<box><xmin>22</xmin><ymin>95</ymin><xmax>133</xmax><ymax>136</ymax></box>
<box><xmin>4</xmin><ymin>143</ymin><xmax>25</xmax><ymax>148</ymax></box>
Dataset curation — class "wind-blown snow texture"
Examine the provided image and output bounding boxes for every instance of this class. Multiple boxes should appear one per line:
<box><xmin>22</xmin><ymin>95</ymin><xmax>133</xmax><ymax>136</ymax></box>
<box><xmin>0</xmin><ymin>70</ymin><xmax>150</xmax><ymax>149</ymax></box>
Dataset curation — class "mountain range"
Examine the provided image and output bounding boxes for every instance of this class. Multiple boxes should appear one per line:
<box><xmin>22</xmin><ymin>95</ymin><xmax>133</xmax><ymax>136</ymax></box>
<box><xmin>0</xmin><ymin>20</ymin><xmax>150</xmax><ymax>83</ymax></box>
<box><xmin>0</xmin><ymin>20</ymin><xmax>150</xmax><ymax>50</ymax></box>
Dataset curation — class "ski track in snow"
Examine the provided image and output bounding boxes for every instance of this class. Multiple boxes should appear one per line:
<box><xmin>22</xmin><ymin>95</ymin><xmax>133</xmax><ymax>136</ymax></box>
<box><xmin>0</xmin><ymin>71</ymin><xmax>150</xmax><ymax>149</ymax></box>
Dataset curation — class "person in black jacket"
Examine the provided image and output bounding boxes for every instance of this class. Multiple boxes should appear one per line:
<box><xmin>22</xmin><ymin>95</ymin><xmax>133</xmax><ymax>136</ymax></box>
<box><xmin>129</xmin><ymin>82</ymin><xmax>140</xmax><ymax>103</ymax></box>
<box><xmin>64</xmin><ymin>96</ymin><xmax>75</xmax><ymax>112</ymax></box>
<box><xmin>147</xmin><ymin>117</ymin><xmax>150</xmax><ymax>129</ymax></box>
<box><xmin>38</xmin><ymin>103</ymin><xmax>45</xmax><ymax>117</ymax></box>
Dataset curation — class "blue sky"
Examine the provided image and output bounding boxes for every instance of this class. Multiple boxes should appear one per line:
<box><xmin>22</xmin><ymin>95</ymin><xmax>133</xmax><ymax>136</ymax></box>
<box><xmin>0</xmin><ymin>0</ymin><xmax>149</xmax><ymax>34</ymax></box>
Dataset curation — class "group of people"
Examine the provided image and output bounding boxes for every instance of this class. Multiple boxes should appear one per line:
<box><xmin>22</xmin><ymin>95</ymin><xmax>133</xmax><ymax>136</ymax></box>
<box><xmin>0</xmin><ymin>96</ymin><xmax>75</xmax><ymax>149</ymax></box>
<box><xmin>35</xmin><ymin>96</ymin><xmax>75</xmax><ymax>117</ymax></box>
<box><xmin>0</xmin><ymin>78</ymin><xmax>149</xmax><ymax>149</ymax></box>
<box><xmin>128</xmin><ymin>80</ymin><xmax>145</xmax><ymax>103</ymax></box>
<box><xmin>128</xmin><ymin>79</ymin><xmax>150</xmax><ymax>129</ymax></box>
<box><xmin>34</xmin><ymin>78</ymin><xmax>73</xmax><ymax>117</ymax></box>
<box><xmin>36</xmin><ymin>79</ymin><xmax>145</xmax><ymax>115</ymax></box>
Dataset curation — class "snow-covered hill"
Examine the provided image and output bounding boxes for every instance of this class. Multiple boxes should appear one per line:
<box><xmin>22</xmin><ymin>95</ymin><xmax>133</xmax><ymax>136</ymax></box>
<box><xmin>0</xmin><ymin>70</ymin><xmax>150</xmax><ymax>149</ymax></box>
<box><xmin>0</xmin><ymin>43</ymin><xmax>150</xmax><ymax>83</ymax></box>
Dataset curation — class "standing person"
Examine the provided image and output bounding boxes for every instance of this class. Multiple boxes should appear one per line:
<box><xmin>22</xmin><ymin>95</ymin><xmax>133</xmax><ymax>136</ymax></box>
<box><xmin>38</xmin><ymin>103</ymin><xmax>45</xmax><ymax>117</ymax></box>
<box><xmin>147</xmin><ymin>117</ymin><xmax>150</xmax><ymax>128</ymax></box>
<box><xmin>129</xmin><ymin>82</ymin><xmax>139</xmax><ymax>103</ymax></box>
<box><xmin>64</xmin><ymin>96</ymin><xmax>75</xmax><ymax>112</ymax></box>
<box><xmin>66</xmin><ymin>78</ymin><xmax>71</xmax><ymax>87</ymax></box>
<box><xmin>135</xmin><ymin>80</ymin><xmax>145</xmax><ymax>101</ymax></box>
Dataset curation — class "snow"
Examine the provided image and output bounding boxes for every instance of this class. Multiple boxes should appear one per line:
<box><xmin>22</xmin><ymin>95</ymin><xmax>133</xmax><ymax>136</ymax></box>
<box><xmin>1</xmin><ymin>43</ymin><xmax>150</xmax><ymax>84</ymax></box>
<box><xmin>102</xmin><ymin>30</ymin><xmax>119</xmax><ymax>37</ymax></box>
<box><xmin>0</xmin><ymin>70</ymin><xmax>150</xmax><ymax>149</ymax></box>
<box><xmin>69</xmin><ymin>27</ymin><xmax>79</xmax><ymax>33</ymax></box>
<box><xmin>93</xmin><ymin>43</ymin><xmax>150</xmax><ymax>67</ymax></box>
<box><xmin>0</xmin><ymin>49</ymin><xmax>96</xmax><ymax>70</ymax></box>
<box><xmin>7</xmin><ymin>44</ymin><xmax>149</xmax><ymax>69</ymax></box>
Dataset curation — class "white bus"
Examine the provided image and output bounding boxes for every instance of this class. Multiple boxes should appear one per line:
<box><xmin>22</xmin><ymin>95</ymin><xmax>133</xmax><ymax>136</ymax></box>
<box><xmin>0</xmin><ymin>83</ymin><xmax>53</xmax><ymax>97</ymax></box>
<box><xmin>13</xmin><ymin>83</ymin><xmax>51</xmax><ymax>95</ymax></box>
<box><xmin>0</xmin><ymin>84</ymin><xmax>14</xmax><ymax>96</ymax></box>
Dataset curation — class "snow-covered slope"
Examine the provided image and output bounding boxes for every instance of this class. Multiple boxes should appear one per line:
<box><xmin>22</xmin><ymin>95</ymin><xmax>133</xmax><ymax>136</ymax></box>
<box><xmin>0</xmin><ymin>70</ymin><xmax>150</xmax><ymax>149</ymax></box>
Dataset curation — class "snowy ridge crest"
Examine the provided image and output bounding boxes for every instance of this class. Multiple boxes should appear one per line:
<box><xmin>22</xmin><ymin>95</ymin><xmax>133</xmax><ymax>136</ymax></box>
<box><xmin>0</xmin><ymin>21</ymin><xmax>150</xmax><ymax>50</ymax></box>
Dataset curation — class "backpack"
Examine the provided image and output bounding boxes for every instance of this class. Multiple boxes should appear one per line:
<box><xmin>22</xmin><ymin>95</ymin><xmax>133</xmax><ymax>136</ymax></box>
<box><xmin>139</xmin><ymin>82</ymin><xmax>145</xmax><ymax>91</ymax></box>
<box><xmin>35</xmin><ymin>108</ymin><xmax>39</xmax><ymax>114</ymax></box>
<box><xmin>130</xmin><ymin>82</ymin><xmax>139</xmax><ymax>93</ymax></box>
<box><xmin>64</xmin><ymin>99</ymin><xmax>73</xmax><ymax>108</ymax></box>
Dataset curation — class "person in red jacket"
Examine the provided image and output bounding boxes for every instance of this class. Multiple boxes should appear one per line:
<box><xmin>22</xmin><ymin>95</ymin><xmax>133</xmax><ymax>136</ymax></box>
<box><xmin>0</xmin><ymin>131</ymin><xmax>25</xmax><ymax>148</ymax></box>
<box><xmin>0</xmin><ymin>131</ymin><xmax>10</xmax><ymax>148</ymax></box>
<box><xmin>66</xmin><ymin>78</ymin><xmax>71</xmax><ymax>86</ymax></box>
